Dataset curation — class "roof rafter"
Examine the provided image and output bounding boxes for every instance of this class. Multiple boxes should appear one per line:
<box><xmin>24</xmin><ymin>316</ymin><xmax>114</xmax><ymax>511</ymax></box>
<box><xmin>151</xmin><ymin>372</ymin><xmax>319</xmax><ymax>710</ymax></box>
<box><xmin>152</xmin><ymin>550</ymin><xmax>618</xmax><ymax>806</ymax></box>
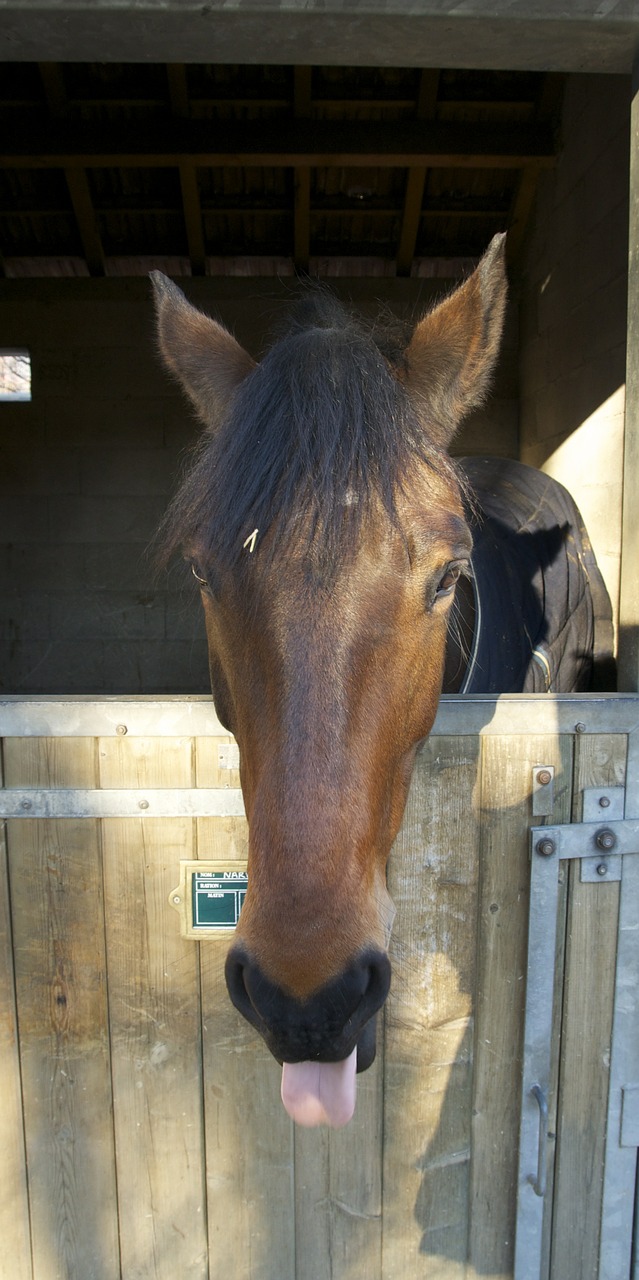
<box><xmin>167</xmin><ymin>64</ymin><xmax>206</xmax><ymax>275</ymax></box>
<box><xmin>38</xmin><ymin>62</ymin><xmax>106</xmax><ymax>276</ymax></box>
<box><xmin>1</xmin><ymin>119</ymin><xmax>557</xmax><ymax>170</ymax></box>
<box><xmin>293</xmin><ymin>66</ymin><xmax>312</xmax><ymax>272</ymax></box>
<box><xmin>506</xmin><ymin>73</ymin><xmax>565</xmax><ymax>263</ymax></box>
<box><xmin>396</xmin><ymin>69</ymin><xmax>440</xmax><ymax>277</ymax></box>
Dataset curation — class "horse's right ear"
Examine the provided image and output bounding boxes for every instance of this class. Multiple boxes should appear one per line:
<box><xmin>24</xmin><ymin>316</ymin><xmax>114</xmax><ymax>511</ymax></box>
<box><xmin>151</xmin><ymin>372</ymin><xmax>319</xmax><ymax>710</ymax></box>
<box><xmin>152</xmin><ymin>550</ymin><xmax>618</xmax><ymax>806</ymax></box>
<box><xmin>150</xmin><ymin>273</ymin><xmax>255</xmax><ymax>428</ymax></box>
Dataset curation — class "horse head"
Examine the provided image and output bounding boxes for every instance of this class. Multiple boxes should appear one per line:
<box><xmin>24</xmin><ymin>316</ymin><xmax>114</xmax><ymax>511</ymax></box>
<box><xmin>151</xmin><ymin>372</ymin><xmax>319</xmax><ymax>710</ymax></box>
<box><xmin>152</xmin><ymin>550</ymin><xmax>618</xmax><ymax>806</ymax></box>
<box><xmin>153</xmin><ymin>235</ymin><xmax>507</xmax><ymax>1126</ymax></box>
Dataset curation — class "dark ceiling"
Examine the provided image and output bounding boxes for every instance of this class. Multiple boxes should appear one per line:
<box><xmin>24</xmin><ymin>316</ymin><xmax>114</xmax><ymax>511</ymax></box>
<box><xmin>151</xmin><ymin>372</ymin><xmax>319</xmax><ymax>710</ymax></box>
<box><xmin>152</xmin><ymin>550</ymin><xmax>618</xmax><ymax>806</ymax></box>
<box><xmin>0</xmin><ymin>63</ymin><xmax>563</xmax><ymax>279</ymax></box>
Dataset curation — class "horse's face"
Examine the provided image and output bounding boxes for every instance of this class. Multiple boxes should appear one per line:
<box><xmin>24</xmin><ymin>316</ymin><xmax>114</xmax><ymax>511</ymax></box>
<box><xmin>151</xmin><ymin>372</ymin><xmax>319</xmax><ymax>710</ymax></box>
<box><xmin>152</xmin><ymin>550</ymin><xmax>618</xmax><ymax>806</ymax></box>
<box><xmin>197</xmin><ymin>473</ymin><xmax>471</xmax><ymax>1068</ymax></box>
<box><xmin>153</xmin><ymin>235</ymin><xmax>506</xmax><ymax>1126</ymax></box>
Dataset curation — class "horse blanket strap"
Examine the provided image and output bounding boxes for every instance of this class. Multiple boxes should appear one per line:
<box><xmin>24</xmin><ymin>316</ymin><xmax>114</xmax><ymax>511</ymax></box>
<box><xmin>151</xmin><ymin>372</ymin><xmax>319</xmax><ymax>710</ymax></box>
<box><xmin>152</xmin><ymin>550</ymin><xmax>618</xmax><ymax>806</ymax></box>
<box><xmin>459</xmin><ymin>457</ymin><xmax>615</xmax><ymax>694</ymax></box>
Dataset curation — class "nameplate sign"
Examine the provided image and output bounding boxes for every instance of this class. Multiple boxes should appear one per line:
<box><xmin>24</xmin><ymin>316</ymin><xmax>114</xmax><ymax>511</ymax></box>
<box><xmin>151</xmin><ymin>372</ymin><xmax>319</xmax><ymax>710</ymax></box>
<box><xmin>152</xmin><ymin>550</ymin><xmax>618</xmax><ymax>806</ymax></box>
<box><xmin>169</xmin><ymin>861</ymin><xmax>248</xmax><ymax>937</ymax></box>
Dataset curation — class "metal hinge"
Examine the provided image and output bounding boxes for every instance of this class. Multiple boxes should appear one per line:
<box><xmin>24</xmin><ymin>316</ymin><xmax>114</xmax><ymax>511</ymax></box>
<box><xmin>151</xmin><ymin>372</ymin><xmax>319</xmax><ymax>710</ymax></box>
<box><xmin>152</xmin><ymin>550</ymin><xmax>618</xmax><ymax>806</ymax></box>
<box><xmin>530</xmin><ymin>787</ymin><xmax>635</xmax><ymax>883</ymax></box>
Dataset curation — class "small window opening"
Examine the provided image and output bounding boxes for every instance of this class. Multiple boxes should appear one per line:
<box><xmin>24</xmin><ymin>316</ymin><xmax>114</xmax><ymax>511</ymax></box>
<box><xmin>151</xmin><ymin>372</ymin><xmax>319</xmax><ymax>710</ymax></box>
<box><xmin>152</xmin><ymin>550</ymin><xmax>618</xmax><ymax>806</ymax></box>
<box><xmin>0</xmin><ymin>350</ymin><xmax>31</xmax><ymax>402</ymax></box>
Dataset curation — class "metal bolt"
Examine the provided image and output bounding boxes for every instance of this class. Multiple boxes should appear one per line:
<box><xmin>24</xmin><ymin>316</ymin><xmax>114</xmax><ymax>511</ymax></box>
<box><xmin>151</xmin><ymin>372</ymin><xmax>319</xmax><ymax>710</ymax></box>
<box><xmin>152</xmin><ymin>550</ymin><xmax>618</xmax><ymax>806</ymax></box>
<box><xmin>598</xmin><ymin>796</ymin><xmax>611</xmax><ymax>808</ymax></box>
<box><xmin>536</xmin><ymin>769</ymin><xmax>552</xmax><ymax>786</ymax></box>
<box><xmin>575</xmin><ymin>722</ymin><xmax>587</xmax><ymax>734</ymax></box>
<box><xmin>596</xmin><ymin>863</ymin><xmax>609</xmax><ymax>877</ymax></box>
<box><xmin>596</xmin><ymin>829</ymin><xmax>616</xmax><ymax>852</ymax></box>
<box><xmin>172</xmin><ymin>895</ymin><xmax>181</xmax><ymax>905</ymax></box>
<box><xmin>20</xmin><ymin>799</ymin><xmax>32</xmax><ymax>810</ymax></box>
<box><xmin>138</xmin><ymin>799</ymin><xmax>149</xmax><ymax>810</ymax></box>
<box><xmin>536</xmin><ymin>837</ymin><xmax>556</xmax><ymax>858</ymax></box>
<box><xmin>116</xmin><ymin>724</ymin><xmax>128</xmax><ymax>736</ymax></box>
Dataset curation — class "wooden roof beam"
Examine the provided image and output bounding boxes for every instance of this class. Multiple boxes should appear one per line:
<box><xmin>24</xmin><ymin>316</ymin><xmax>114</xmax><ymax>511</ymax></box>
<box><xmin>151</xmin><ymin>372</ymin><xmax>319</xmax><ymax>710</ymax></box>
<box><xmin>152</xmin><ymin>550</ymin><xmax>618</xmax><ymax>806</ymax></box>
<box><xmin>396</xmin><ymin>70</ymin><xmax>439</xmax><ymax>277</ymax></box>
<box><xmin>166</xmin><ymin>65</ymin><xmax>206</xmax><ymax>276</ymax></box>
<box><xmin>293</xmin><ymin>67</ymin><xmax>312</xmax><ymax>272</ymax></box>
<box><xmin>38</xmin><ymin>62</ymin><xmax>68</xmax><ymax>116</ymax></box>
<box><xmin>167</xmin><ymin>63</ymin><xmax>190</xmax><ymax>118</ymax></box>
<box><xmin>39</xmin><ymin>62</ymin><xmax>106</xmax><ymax>276</ymax></box>
<box><xmin>506</xmin><ymin>73</ymin><xmax>565</xmax><ymax>265</ymax></box>
<box><xmin>178</xmin><ymin>163</ymin><xmax>206</xmax><ymax>276</ymax></box>
<box><xmin>63</xmin><ymin>167</ymin><xmax>106</xmax><ymax>276</ymax></box>
<box><xmin>0</xmin><ymin>120</ymin><xmax>558</xmax><ymax>170</ymax></box>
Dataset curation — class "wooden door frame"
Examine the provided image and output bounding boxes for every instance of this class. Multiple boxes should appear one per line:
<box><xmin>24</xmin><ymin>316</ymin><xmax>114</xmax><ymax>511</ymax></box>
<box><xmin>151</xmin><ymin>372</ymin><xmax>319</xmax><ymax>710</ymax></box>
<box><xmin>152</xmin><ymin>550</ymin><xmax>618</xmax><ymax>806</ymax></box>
<box><xmin>618</xmin><ymin>59</ymin><xmax>639</xmax><ymax>693</ymax></box>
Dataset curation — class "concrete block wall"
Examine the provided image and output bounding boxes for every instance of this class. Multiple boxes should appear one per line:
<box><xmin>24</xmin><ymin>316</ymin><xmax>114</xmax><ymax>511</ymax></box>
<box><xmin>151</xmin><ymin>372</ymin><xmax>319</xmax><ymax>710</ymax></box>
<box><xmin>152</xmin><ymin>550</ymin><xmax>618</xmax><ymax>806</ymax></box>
<box><xmin>519</xmin><ymin>73</ymin><xmax>631</xmax><ymax>639</ymax></box>
<box><xmin>0</xmin><ymin>275</ymin><xmax>517</xmax><ymax>694</ymax></box>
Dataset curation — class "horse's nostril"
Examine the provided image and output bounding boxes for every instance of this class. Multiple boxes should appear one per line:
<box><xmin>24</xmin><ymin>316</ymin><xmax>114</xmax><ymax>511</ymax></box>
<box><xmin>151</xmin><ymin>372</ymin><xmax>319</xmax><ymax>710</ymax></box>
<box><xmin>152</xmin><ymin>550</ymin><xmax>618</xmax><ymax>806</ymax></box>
<box><xmin>225</xmin><ymin>949</ymin><xmax>264</xmax><ymax>1032</ymax></box>
<box><xmin>362</xmin><ymin>951</ymin><xmax>391</xmax><ymax>1015</ymax></box>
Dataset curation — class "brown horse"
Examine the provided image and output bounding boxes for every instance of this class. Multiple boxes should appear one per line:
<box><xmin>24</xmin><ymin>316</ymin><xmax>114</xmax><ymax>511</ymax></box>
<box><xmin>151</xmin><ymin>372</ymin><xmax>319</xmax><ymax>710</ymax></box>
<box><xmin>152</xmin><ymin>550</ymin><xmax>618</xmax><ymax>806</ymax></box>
<box><xmin>152</xmin><ymin>235</ymin><xmax>513</xmax><ymax>1126</ymax></box>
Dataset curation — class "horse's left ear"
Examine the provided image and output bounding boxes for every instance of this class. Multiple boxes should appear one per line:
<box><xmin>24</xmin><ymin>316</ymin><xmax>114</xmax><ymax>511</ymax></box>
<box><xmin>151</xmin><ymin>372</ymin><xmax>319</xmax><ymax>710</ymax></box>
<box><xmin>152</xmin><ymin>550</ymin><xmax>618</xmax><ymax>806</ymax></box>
<box><xmin>402</xmin><ymin>233</ymin><xmax>507</xmax><ymax>448</ymax></box>
<box><xmin>150</xmin><ymin>272</ymin><xmax>256</xmax><ymax>428</ymax></box>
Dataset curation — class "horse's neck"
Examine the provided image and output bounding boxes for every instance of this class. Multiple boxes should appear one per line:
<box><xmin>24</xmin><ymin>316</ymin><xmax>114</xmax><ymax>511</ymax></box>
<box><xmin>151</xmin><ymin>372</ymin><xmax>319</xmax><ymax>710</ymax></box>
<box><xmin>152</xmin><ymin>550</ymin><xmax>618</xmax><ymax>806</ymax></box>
<box><xmin>442</xmin><ymin>573</ymin><xmax>476</xmax><ymax>694</ymax></box>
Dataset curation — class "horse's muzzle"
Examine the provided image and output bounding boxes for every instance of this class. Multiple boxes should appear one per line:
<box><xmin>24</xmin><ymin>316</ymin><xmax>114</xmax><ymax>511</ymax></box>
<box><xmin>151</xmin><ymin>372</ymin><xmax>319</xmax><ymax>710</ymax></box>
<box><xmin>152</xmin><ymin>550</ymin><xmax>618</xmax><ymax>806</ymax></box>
<box><xmin>224</xmin><ymin>945</ymin><xmax>391</xmax><ymax>1070</ymax></box>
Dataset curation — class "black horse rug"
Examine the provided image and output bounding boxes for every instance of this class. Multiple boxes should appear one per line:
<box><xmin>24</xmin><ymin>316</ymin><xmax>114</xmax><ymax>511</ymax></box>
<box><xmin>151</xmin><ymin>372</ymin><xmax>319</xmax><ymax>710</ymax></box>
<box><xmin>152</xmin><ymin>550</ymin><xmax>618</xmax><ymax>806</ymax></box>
<box><xmin>456</xmin><ymin>457</ymin><xmax>614</xmax><ymax>694</ymax></box>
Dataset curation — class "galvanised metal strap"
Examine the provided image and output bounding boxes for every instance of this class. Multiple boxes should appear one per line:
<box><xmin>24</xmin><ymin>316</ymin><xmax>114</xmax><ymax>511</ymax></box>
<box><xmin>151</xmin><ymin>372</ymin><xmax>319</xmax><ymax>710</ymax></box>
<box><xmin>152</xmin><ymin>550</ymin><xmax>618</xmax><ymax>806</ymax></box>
<box><xmin>515</xmin><ymin>785</ymin><xmax>639</xmax><ymax>1280</ymax></box>
<box><xmin>0</xmin><ymin>788</ymin><xmax>245</xmax><ymax>818</ymax></box>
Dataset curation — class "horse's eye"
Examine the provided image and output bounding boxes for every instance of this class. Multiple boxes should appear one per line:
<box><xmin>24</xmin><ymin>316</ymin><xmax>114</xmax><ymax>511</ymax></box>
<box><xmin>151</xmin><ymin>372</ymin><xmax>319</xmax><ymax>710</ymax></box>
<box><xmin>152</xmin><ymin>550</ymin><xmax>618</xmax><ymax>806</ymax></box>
<box><xmin>434</xmin><ymin>562</ymin><xmax>465</xmax><ymax>600</ymax></box>
<box><xmin>191</xmin><ymin>562</ymin><xmax>209</xmax><ymax>588</ymax></box>
<box><xmin>190</xmin><ymin>559</ymin><xmax>223</xmax><ymax>599</ymax></box>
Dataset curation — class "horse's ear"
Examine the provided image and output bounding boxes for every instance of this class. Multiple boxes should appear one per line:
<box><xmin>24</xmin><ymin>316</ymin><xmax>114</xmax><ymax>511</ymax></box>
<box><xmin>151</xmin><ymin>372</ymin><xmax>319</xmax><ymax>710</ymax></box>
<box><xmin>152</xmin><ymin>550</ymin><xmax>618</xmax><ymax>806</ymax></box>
<box><xmin>150</xmin><ymin>272</ymin><xmax>255</xmax><ymax>427</ymax></box>
<box><xmin>402</xmin><ymin>233</ymin><xmax>507</xmax><ymax>448</ymax></box>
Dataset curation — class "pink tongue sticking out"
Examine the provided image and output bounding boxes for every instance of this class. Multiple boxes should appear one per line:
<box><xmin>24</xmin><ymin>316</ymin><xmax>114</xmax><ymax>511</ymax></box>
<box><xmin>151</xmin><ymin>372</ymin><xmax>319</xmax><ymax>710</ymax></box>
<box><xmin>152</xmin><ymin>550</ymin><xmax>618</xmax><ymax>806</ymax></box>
<box><xmin>281</xmin><ymin>1047</ymin><xmax>358</xmax><ymax>1128</ymax></box>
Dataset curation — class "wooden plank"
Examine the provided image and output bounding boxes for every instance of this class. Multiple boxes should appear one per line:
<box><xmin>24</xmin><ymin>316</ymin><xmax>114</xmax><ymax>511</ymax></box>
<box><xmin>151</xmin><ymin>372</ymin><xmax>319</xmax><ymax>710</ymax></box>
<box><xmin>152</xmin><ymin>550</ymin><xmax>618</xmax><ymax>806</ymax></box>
<box><xmin>506</xmin><ymin>162</ymin><xmax>541</xmax><ymax>265</ymax></box>
<box><xmin>468</xmin><ymin>731</ymin><xmax>573</xmax><ymax>1276</ymax></box>
<box><xmin>396</xmin><ymin>70</ymin><xmax>439</xmax><ymax>276</ymax></box>
<box><xmin>0</xmin><ymin>746</ymin><xmax>32</xmax><ymax>1280</ymax></box>
<box><xmin>4</xmin><ymin>734</ymin><xmax>98</xmax><ymax>788</ymax></box>
<box><xmin>294</xmin><ymin>166</ymin><xmax>311</xmax><ymax>272</ymax></box>
<box><xmin>99</xmin><ymin>736</ymin><xmax>209</xmax><ymax>1279</ymax></box>
<box><xmin>618</xmin><ymin>64</ymin><xmax>639</xmax><ymax>690</ymax></box>
<box><xmin>382</xmin><ymin>735</ymin><xmax>482</xmax><ymax>1277</ymax></box>
<box><xmin>179</xmin><ymin>162</ymin><xmax>206</xmax><ymax>276</ymax></box>
<box><xmin>167</xmin><ymin>64</ymin><xmax>189</xmax><ymax>117</ymax></box>
<box><xmin>0</xmin><ymin>119</ymin><xmax>558</xmax><ymax>170</ymax></box>
<box><xmin>507</xmin><ymin>74</ymin><xmax>566</xmax><ymax>266</ymax></box>
<box><xmin>550</xmin><ymin>733</ymin><xmax>626</xmax><ymax>1280</ymax></box>
<box><xmin>64</xmin><ymin>167</ymin><xmax>106</xmax><ymax>276</ymax></box>
<box><xmin>38</xmin><ymin>62</ymin><xmax>68</xmax><ymax>116</ymax></box>
<box><xmin>416</xmin><ymin>69</ymin><xmax>441</xmax><ymax>121</ymax></box>
<box><xmin>396</xmin><ymin>167</ymin><xmax>426</xmax><ymax>277</ymax></box>
<box><xmin>293</xmin><ymin>1053</ymin><xmax>383</xmax><ymax>1280</ymax></box>
<box><xmin>168</xmin><ymin>66</ymin><xmax>206</xmax><ymax>276</ymax></box>
<box><xmin>5</xmin><ymin>736</ymin><xmax>119</xmax><ymax>1280</ymax></box>
<box><xmin>195</xmin><ymin>735</ymin><xmax>295</xmax><ymax>1278</ymax></box>
<box><xmin>294</xmin><ymin>66</ymin><xmax>313</xmax><ymax>119</ymax></box>
<box><xmin>195</xmin><ymin>734</ymin><xmax>241</xmax><ymax>790</ymax></box>
<box><xmin>195</xmin><ymin>734</ymin><xmax>248</xmax><ymax>861</ymax></box>
<box><xmin>200</xmin><ymin>941</ymin><xmax>295</xmax><ymax>1279</ymax></box>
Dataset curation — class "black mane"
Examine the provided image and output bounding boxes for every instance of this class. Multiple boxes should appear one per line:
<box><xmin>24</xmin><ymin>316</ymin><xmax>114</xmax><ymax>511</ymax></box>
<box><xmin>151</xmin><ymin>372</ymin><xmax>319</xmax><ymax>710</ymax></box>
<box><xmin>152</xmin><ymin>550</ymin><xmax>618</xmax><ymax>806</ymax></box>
<box><xmin>157</xmin><ymin>292</ymin><xmax>452</xmax><ymax>572</ymax></box>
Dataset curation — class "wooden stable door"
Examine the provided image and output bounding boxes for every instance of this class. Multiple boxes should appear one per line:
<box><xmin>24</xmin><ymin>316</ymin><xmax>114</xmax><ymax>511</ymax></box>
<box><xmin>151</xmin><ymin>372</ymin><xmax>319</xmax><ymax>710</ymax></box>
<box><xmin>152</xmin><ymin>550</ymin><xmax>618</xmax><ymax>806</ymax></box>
<box><xmin>1</xmin><ymin>694</ymin><xmax>638</xmax><ymax>1280</ymax></box>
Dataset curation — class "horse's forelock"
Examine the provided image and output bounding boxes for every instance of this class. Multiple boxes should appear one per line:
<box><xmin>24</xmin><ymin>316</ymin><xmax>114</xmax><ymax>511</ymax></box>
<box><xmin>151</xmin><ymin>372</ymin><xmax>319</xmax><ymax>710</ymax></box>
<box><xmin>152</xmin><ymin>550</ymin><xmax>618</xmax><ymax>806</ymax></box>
<box><xmin>156</xmin><ymin>296</ymin><xmax>454</xmax><ymax>575</ymax></box>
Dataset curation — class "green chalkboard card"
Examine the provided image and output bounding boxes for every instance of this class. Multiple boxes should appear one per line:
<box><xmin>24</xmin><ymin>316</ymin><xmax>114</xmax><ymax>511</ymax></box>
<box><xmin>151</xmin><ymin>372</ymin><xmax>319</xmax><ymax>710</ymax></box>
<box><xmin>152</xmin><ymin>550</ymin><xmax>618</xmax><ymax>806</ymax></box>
<box><xmin>169</xmin><ymin>861</ymin><xmax>249</xmax><ymax>937</ymax></box>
